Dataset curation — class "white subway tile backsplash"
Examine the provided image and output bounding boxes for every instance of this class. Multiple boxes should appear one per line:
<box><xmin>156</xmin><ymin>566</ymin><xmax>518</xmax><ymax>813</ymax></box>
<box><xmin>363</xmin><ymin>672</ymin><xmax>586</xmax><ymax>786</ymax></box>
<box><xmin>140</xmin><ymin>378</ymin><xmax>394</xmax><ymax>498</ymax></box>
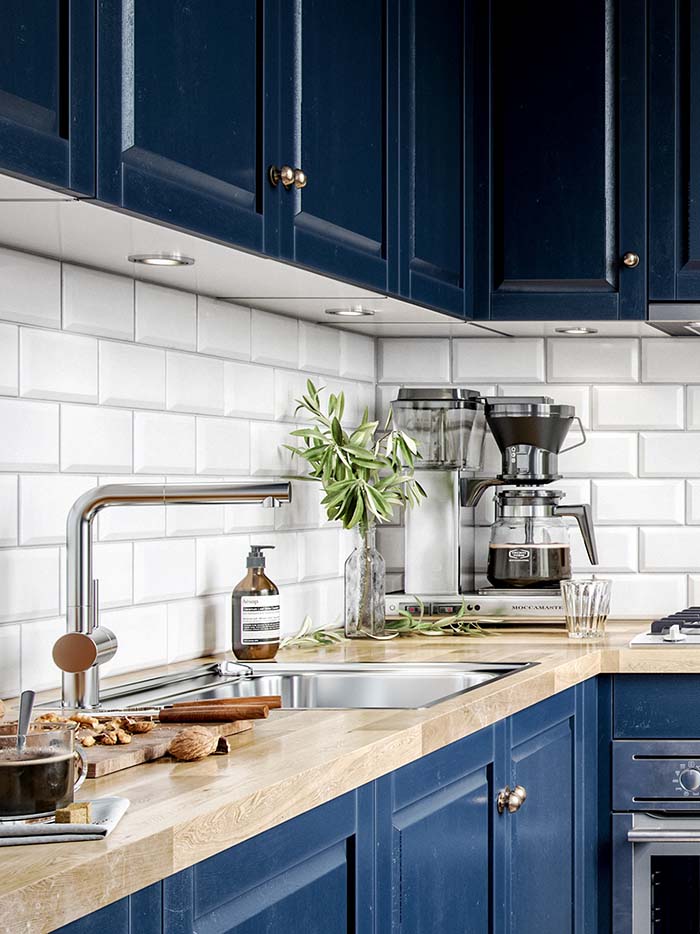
<box><xmin>19</xmin><ymin>474</ymin><xmax>96</xmax><ymax>545</ymax></box>
<box><xmin>0</xmin><ymin>547</ymin><xmax>59</xmax><ymax>622</ymax></box>
<box><xmin>0</xmin><ymin>475</ymin><xmax>17</xmax><ymax>546</ymax></box>
<box><xmin>0</xmin><ymin>323</ymin><xmax>18</xmax><ymax>395</ymax></box>
<box><xmin>558</xmin><ymin>431</ymin><xmax>637</xmax><ymax>477</ymax></box>
<box><xmin>251</xmin><ymin>310</ymin><xmax>298</xmax><ymax>368</ymax></box>
<box><xmin>274</xmin><ymin>369</ymin><xmax>309</xmax><ymax>421</ymax></box>
<box><xmin>641</xmin><ymin>527</ymin><xmax>700</xmax><ymax>572</ymax></box>
<box><xmin>685</xmin><ymin>387</ymin><xmax>700</xmax><ymax>430</ymax></box>
<box><xmin>0</xmin><ymin>248</ymin><xmax>60</xmax><ymax>328</ymax></box>
<box><xmin>167</xmin><ymin>502</ymin><xmax>224</xmax><ymax>537</ymax></box>
<box><xmin>250</xmin><ymin>531</ymin><xmax>299</xmax><ymax>585</ymax></box>
<box><xmin>134</xmin><ymin>411</ymin><xmax>195</xmax><ymax>474</ymax></box>
<box><xmin>379</xmin><ymin>338</ymin><xmax>450</xmax><ymax>384</ymax></box>
<box><xmin>20</xmin><ymin>329</ymin><xmax>97</xmax><ymax>403</ymax></box>
<box><xmin>299</xmin><ymin>528</ymin><xmax>340</xmax><ymax>581</ymax></box>
<box><xmin>592</xmin><ymin>385</ymin><xmax>684</xmax><ymax>430</ymax></box>
<box><xmin>571</xmin><ymin>526</ymin><xmax>638</xmax><ymax>573</ymax></box>
<box><xmin>547</xmin><ymin>338</ymin><xmax>639</xmax><ymax>383</ymax></box>
<box><xmin>605</xmin><ymin>574</ymin><xmax>688</xmax><ymax>618</ymax></box>
<box><xmin>685</xmin><ymin>481</ymin><xmax>700</xmax><ymax>524</ymax></box>
<box><xmin>167</xmin><ymin>595</ymin><xmax>228</xmax><ymax>661</ymax></box>
<box><xmin>197</xmin><ymin>297</ymin><xmax>250</xmax><ymax>360</ymax></box>
<box><xmin>20</xmin><ymin>616</ymin><xmax>64</xmax><ymax>691</ymax></box>
<box><xmin>340</xmin><ymin>331</ymin><xmax>375</xmax><ymax>382</ymax></box>
<box><xmin>166</xmin><ymin>351</ymin><xmax>224</xmax><ymax>415</ymax></box>
<box><xmin>594</xmin><ymin>480</ymin><xmax>685</xmax><ymax>525</ymax></box>
<box><xmin>135</xmin><ymin>282</ymin><xmax>197</xmax><ymax>351</ymax></box>
<box><xmin>0</xmin><ymin>399</ymin><xmax>58</xmax><ymax>471</ymax></box>
<box><xmin>454</xmin><ymin>338</ymin><xmax>544</xmax><ymax>383</ymax></box>
<box><xmin>92</xmin><ymin>541</ymin><xmax>133</xmax><ymax>608</ymax></box>
<box><xmin>274</xmin><ymin>481</ymin><xmax>324</xmax><ymax>531</ymax></box>
<box><xmin>99</xmin><ymin>342</ymin><xmax>165</xmax><ymax>409</ymax></box>
<box><xmin>224</xmin><ymin>361</ymin><xmax>275</xmax><ymax>419</ymax></box>
<box><xmin>133</xmin><ymin>538</ymin><xmax>196</xmax><ymax>603</ymax></box>
<box><xmin>62</xmin><ymin>265</ymin><xmax>134</xmax><ymax>340</ymax></box>
<box><xmin>61</xmin><ymin>405</ymin><xmax>132</xmax><ymax>473</ymax></box>
<box><xmin>196</xmin><ymin>535</ymin><xmax>250</xmax><ymax>595</ymax></box>
<box><xmin>299</xmin><ymin>322</ymin><xmax>340</xmax><ymax>375</ymax></box>
<box><xmin>226</xmin><ymin>502</ymin><xmax>275</xmax><ymax>533</ymax></box>
<box><xmin>643</xmin><ymin>338</ymin><xmax>700</xmax><ymax>383</ymax></box>
<box><xmin>97</xmin><ymin>475</ymin><xmax>166</xmax><ymax>541</ymax></box>
<box><xmin>0</xmin><ymin>625</ymin><xmax>20</xmax><ymax>697</ymax></box>
<box><xmin>196</xmin><ymin>417</ymin><xmax>250</xmax><ymax>475</ymax></box>
<box><xmin>641</xmin><ymin>433</ymin><xmax>700</xmax><ymax>477</ymax></box>
<box><xmin>250</xmin><ymin>421</ymin><xmax>298</xmax><ymax>476</ymax></box>
<box><xmin>100</xmin><ymin>604</ymin><xmax>168</xmax><ymax>676</ymax></box>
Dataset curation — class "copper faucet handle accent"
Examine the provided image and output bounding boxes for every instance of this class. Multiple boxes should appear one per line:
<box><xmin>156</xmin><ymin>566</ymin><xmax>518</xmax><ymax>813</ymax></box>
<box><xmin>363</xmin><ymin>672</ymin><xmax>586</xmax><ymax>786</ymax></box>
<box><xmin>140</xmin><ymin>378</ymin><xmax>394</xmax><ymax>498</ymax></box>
<box><xmin>53</xmin><ymin>627</ymin><xmax>118</xmax><ymax>674</ymax></box>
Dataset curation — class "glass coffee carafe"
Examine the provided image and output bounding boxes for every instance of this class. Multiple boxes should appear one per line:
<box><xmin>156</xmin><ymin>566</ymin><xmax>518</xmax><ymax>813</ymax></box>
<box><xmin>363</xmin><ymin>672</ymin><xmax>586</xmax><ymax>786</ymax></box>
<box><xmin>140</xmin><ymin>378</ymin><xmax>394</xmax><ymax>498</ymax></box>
<box><xmin>487</xmin><ymin>489</ymin><xmax>598</xmax><ymax>589</ymax></box>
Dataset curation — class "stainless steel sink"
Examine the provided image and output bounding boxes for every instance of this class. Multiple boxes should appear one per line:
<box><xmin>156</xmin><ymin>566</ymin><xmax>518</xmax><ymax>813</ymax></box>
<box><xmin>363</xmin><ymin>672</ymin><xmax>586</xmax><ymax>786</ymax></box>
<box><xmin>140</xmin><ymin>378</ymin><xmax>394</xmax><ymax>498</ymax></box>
<box><xmin>97</xmin><ymin>660</ymin><xmax>535</xmax><ymax>711</ymax></box>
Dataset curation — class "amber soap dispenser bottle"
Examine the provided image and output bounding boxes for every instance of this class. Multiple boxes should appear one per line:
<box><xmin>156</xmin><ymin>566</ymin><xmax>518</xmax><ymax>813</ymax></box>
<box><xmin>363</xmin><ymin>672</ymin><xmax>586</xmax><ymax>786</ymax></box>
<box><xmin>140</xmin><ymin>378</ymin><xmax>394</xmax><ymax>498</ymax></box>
<box><xmin>232</xmin><ymin>545</ymin><xmax>280</xmax><ymax>660</ymax></box>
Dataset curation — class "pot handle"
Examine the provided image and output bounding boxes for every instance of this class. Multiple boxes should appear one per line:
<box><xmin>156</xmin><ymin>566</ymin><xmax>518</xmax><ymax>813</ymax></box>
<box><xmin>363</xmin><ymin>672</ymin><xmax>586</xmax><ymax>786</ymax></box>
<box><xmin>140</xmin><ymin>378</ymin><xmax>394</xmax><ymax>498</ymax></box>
<box><xmin>558</xmin><ymin>416</ymin><xmax>587</xmax><ymax>454</ymax></box>
<box><xmin>73</xmin><ymin>746</ymin><xmax>88</xmax><ymax>793</ymax></box>
<box><xmin>552</xmin><ymin>502</ymin><xmax>599</xmax><ymax>565</ymax></box>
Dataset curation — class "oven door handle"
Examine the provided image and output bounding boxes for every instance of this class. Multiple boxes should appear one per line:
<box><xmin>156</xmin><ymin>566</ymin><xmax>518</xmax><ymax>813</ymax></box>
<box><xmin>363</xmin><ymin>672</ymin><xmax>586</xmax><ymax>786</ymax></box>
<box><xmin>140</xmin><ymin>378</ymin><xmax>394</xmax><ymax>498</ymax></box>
<box><xmin>628</xmin><ymin>828</ymin><xmax>700</xmax><ymax>843</ymax></box>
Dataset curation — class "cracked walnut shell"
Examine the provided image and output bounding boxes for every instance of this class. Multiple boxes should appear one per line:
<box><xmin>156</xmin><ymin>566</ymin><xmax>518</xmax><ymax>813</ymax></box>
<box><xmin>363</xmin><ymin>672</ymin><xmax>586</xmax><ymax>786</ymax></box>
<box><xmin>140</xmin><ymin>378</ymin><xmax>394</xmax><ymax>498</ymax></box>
<box><xmin>167</xmin><ymin>726</ymin><xmax>231</xmax><ymax>761</ymax></box>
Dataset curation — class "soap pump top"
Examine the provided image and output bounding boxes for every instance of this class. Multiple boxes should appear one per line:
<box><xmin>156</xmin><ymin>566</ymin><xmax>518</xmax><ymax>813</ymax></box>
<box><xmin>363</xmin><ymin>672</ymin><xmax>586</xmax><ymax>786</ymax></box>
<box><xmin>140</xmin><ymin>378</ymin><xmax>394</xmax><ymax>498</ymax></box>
<box><xmin>247</xmin><ymin>544</ymin><xmax>273</xmax><ymax>567</ymax></box>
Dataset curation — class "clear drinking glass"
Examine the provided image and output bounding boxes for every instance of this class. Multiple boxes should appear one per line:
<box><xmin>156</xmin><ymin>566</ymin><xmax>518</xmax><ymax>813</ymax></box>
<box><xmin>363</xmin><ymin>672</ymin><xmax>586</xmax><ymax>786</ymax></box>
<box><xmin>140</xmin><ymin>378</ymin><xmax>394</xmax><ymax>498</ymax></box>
<box><xmin>344</xmin><ymin>525</ymin><xmax>385</xmax><ymax>638</ymax></box>
<box><xmin>560</xmin><ymin>578</ymin><xmax>611</xmax><ymax>639</ymax></box>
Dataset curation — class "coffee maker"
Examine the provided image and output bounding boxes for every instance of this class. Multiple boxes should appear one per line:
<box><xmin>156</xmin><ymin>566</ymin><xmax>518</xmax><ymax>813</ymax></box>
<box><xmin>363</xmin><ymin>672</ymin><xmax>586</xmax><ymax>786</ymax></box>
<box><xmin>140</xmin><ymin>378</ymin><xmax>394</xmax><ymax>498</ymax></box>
<box><xmin>385</xmin><ymin>389</ymin><xmax>599</xmax><ymax>621</ymax></box>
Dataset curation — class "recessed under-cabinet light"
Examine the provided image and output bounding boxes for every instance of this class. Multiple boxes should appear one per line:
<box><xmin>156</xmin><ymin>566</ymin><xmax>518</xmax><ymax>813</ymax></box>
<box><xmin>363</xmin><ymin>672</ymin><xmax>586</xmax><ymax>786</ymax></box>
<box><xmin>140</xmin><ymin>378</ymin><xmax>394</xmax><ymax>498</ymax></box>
<box><xmin>324</xmin><ymin>306</ymin><xmax>376</xmax><ymax>317</ymax></box>
<box><xmin>127</xmin><ymin>253</ymin><xmax>195</xmax><ymax>267</ymax></box>
<box><xmin>554</xmin><ymin>326</ymin><xmax>598</xmax><ymax>335</ymax></box>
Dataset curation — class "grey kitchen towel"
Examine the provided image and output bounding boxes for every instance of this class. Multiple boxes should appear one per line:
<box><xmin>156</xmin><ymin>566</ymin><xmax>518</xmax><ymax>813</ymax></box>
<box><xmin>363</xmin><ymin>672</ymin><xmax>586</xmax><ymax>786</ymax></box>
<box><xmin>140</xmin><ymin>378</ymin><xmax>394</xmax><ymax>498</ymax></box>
<box><xmin>0</xmin><ymin>795</ymin><xmax>130</xmax><ymax>845</ymax></box>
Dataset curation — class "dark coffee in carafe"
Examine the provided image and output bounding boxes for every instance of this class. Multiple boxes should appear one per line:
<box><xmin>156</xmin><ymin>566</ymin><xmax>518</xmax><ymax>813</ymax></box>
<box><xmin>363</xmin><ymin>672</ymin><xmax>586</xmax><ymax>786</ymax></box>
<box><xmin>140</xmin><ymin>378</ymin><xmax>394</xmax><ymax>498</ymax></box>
<box><xmin>487</xmin><ymin>543</ymin><xmax>571</xmax><ymax>588</ymax></box>
<box><xmin>0</xmin><ymin>748</ymin><xmax>73</xmax><ymax>818</ymax></box>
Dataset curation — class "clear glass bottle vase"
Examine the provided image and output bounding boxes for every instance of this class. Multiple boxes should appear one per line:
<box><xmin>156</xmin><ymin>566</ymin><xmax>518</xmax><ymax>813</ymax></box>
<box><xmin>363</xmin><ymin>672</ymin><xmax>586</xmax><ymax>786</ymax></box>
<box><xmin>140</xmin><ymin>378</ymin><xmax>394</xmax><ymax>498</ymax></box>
<box><xmin>344</xmin><ymin>525</ymin><xmax>386</xmax><ymax>638</ymax></box>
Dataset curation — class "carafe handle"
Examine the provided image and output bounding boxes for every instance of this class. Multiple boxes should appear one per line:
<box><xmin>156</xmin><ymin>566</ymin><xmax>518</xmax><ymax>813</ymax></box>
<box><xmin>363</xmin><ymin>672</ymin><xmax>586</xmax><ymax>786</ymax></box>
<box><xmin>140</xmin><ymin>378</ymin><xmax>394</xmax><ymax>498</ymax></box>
<box><xmin>552</xmin><ymin>502</ymin><xmax>599</xmax><ymax>565</ymax></box>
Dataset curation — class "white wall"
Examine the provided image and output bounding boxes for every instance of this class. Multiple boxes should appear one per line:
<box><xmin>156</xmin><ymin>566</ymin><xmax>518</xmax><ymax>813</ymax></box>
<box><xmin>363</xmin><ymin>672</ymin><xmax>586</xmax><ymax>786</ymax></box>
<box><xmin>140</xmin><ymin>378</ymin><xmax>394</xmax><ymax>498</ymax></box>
<box><xmin>377</xmin><ymin>335</ymin><xmax>700</xmax><ymax>619</ymax></box>
<box><xmin>0</xmin><ymin>247</ymin><xmax>374</xmax><ymax>697</ymax></box>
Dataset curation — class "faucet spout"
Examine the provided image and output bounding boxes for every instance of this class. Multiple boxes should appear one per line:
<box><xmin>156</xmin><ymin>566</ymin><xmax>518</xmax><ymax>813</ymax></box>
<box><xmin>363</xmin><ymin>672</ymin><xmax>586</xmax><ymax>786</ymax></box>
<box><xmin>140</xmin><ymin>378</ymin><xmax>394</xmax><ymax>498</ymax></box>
<box><xmin>54</xmin><ymin>481</ymin><xmax>291</xmax><ymax>708</ymax></box>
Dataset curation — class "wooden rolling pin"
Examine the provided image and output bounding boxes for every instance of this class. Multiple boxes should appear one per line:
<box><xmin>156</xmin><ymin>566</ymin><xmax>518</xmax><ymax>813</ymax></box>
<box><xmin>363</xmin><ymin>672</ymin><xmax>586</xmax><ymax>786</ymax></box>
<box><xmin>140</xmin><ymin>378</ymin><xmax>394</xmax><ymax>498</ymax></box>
<box><xmin>158</xmin><ymin>704</ymin><xmax>270</xmax><ymax>723</ymax></box>
<box><xmin>168</xmin><ymin>695</ymin><xmax>282</xmax><ymax>710</ymax></box>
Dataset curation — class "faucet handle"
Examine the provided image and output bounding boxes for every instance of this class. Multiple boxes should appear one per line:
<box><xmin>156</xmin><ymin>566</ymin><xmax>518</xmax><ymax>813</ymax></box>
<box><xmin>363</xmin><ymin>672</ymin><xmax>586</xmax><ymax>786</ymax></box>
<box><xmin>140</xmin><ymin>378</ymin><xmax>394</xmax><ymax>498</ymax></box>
<box><xmin>90</xmin><ymin>579</ymin><xmax>99</xmax><ymax>632</ymax></box>
<box><xmin>53</xmin><ymin>627</ymin><xmax>118</xmax><ymax>674</ymax></box>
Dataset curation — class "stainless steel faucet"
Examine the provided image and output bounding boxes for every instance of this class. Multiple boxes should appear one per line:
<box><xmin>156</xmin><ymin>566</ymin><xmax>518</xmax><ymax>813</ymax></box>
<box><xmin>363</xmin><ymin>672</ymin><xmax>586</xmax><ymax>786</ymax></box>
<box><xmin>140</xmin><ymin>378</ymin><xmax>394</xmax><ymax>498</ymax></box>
<box><xmin>52</xmin><ymin>481</ymin><xmax>292</xmax><ymax>709</ymax></box>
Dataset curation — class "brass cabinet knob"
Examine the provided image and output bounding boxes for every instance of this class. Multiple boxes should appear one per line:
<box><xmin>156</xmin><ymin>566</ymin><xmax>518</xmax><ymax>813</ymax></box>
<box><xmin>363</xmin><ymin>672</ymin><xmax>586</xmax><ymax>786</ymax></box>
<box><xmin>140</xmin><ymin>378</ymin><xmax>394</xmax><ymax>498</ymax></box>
<box><xmin>269</xmin><ymin>165</ymin><xmax>295</xmax><ymax>189</ymax></box>
<box><xmin>293</xmin><ymin>168</ymin><xmax>307</xmax><ymax>189</ymax></box>
<box><xmin>497</xmin><ymin>784</ymin><xmax>527</xmax><ymax>814</ymax></box>
<box><xmin>622</xmin><ymin>252</ymin><xmax>640</xmax><ymax>268</ymax></box>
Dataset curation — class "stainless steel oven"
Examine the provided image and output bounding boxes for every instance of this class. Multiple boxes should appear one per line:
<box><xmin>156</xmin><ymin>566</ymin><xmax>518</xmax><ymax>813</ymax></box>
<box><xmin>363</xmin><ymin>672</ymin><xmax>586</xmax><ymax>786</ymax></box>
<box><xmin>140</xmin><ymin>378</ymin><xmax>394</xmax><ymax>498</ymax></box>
<box><xmin>613</xmin><ymin>741</ymin><xmax>700</xmax><ymax>933</ymax></box>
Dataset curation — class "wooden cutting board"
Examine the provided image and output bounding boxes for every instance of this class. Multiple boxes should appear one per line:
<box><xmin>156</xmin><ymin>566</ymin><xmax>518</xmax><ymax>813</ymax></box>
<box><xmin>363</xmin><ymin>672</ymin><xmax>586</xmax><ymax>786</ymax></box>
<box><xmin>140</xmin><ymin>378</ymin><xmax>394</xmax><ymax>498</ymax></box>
<box><xmin>83</xmin><ymin>720</ymin><xmax>254</xmax><ymax>778</ymax></box>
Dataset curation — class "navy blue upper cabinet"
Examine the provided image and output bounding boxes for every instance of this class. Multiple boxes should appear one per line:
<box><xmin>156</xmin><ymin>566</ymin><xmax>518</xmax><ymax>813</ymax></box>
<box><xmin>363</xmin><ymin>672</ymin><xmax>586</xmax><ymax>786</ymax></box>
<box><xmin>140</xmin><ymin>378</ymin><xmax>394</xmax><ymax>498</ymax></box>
<box><xmin>396</xmin><ymin>0</ymin><xmax>470</xmax><ymax>318</ymax></box>
<box><xmin>376</xmin><ymin>724</ymin><xmax>501</xmax><ymax>933</ymax></box>
<box><xmin>474</xmin><ymin>0</ymin><xmax>647</xmax><ymax>321</ymax></box>
<box><xmin>649</xmin><ymin>0</ymin><xmax>700</xmax><ymax>300</ymax></box>
<box><xmin>0</xmin><ymin>1</ymin><xmax>95</xmax><ymax>194</ymax></box>
<box><xmin>97</xmin><ymin>0</ymin><xmax>277</xmax><ymax>254</ymax></box>
<box><xmin>277</xmin><ymin>0</ymin><xmax>390</xmax><ymax>292</ymax></box>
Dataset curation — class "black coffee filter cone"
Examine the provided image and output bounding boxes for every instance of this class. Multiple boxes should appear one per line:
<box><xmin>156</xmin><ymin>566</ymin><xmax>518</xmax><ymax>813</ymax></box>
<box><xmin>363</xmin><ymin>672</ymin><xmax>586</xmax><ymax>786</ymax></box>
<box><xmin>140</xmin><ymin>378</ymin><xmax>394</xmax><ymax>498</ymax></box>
<box><xmin>487</xmin><ymin>411</ymin><xmax>574</xmax><ymax>454</ymax></box>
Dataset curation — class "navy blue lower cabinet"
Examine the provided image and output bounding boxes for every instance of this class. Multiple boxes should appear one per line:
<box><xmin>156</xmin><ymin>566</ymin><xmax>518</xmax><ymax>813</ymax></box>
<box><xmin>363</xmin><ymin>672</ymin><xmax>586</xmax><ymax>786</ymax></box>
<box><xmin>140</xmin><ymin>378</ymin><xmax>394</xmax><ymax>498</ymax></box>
<box><xmin>162</xmin><ymin>787</ymin><xmax>374</xmax><ymax>934</ymax></box>
<box><xmin>52</xmin><ymin>882</ymin><xmax>162</xmax><ymax>934</ymax></box>
<box><xmin>505</xmin><ymin>683</ymin><xmax>598</xmax><ymax>934</ymax></box>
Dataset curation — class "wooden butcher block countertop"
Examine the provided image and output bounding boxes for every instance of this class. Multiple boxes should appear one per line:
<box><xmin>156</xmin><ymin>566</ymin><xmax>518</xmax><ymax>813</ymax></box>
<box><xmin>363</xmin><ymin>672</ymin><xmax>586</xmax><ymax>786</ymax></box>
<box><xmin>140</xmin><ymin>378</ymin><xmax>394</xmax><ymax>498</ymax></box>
<box><xmin>2</xmin><ymin>620</ymin><xmax>697</xmax><ymax>932</ymax></box>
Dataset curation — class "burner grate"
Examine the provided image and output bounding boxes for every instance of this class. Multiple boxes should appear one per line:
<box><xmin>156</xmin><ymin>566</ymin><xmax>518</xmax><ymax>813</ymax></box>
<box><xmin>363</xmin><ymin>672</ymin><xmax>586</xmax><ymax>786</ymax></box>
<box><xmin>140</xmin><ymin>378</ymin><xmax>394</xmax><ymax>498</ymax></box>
<box><xmin>650</xmin><ymin>608</ymin><xmax>700</xmax><ymax>634</ymax></box>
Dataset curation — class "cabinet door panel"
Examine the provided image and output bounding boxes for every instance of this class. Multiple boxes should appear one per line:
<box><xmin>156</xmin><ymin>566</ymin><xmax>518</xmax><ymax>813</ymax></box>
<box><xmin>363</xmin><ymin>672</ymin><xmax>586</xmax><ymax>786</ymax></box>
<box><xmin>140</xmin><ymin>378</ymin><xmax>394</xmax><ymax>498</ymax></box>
<box><xmin>98</xmin><ymin>0</ymin><xmax>274</xmax><ymax>253</ymax></box>
<box><xmin>163</xmin><ymin>788</ymin><xmax>373</xmax><ymax>934</ymax></box>
<box><xmin>377</xmin><ymin>725</ymin><xmax>501</xmax><ymax>934</ymax></box>
<box><xmin>649</xmin><ymin>0</ymin><xmax>700</xmax><ymax>300</ymax></box>
<box><xmin>53</xmin><ymin>882</ymin><xmax>162</xmax><ymax>933</ymax></box>
<box><xmin>279</xmin><ymin>0</ymin><xmax>389</xmax><ymax>290</ymax></box>
<box><xmin>476</xmin><ymin>0</ymin><xmax>646</xmax><ymax>320</ymax></box>
<box><xmin>0</xmin><ymin>0</ymin><xmax>94</xmax><ymax>193</ymax></box>
<box><xmin>398</xmin><ymin>0</ymin><xmax>468</xmax><ymax>317</ymax></box>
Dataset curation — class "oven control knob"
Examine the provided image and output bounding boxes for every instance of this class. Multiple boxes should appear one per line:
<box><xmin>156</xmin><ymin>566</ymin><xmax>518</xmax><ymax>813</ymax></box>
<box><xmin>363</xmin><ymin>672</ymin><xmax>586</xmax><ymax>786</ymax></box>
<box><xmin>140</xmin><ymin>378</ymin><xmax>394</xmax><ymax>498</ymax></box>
<box><xmin>679</xmin><ymin>768</ymin><xmax>700</xmax><ymax>792</ymax></box>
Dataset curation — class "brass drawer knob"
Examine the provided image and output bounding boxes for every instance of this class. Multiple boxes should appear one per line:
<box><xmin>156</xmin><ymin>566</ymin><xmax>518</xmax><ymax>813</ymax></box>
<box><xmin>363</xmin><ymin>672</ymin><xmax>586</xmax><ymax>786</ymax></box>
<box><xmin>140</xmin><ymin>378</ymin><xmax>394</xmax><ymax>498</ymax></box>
<box><xmin>622</xmin><ymin>252</ymin><xmax>640</xmax><ymax>268</ymax></box>
<box><xmin>293</xmin><ymin>168</ymin><xmax>307</xmax><ymax>189</ymax></box>
<box><xmin>269</xmin><ymin>165</ymin><xmax>295</xmax><ymax>189</ymax></box>
<box><xmin>497</xmin><ymin>784</ymin><xmax>527</xmax><ymax>814</ymax></box>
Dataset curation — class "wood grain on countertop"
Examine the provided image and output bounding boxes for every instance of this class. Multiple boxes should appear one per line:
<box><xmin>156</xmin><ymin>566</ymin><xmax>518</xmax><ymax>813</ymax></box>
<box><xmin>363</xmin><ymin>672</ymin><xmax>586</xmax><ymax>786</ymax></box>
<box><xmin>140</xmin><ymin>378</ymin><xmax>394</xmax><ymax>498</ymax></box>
<box><xmin>2</xmin><ymin>620</ymin><xmax>697</xmax><ymax>933</ymax></box>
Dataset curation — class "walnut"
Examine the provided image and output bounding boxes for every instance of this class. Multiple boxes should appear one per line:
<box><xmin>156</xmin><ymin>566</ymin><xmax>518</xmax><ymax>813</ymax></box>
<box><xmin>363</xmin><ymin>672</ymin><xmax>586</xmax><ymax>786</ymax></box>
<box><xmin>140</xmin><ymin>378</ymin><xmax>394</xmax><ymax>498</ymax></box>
<box><xmin>95</xmin><ymin>731</ymin><xmax>118</xmax><ymax>746</ymax></box>
<box><xmin>167</xmin><ymin>726</ymin><xmax>230</xmax><ymax>761</ymax></box>
<box><xmin>37</xmin><ymin>712</ymin><xmax>69</xmax><ymax>723</ymax></box>
<box><xmin>80</xmin><ymin>735</ymin><xmax>96</xmax><ymax>748</ymax></box>
<box><xmin>70</xmin><ymin>714</ymin><xmax>100</xmax><ymax>730</ymax></box>
<box><xmin>115</xmin><ymin>729</ymin><xmax>132</xmax><ymax>745</ymax></box>
<box><xmin>122</xmin><ymin>718</ymin><xmax>155</xmax><ymax>734</ymax></box>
